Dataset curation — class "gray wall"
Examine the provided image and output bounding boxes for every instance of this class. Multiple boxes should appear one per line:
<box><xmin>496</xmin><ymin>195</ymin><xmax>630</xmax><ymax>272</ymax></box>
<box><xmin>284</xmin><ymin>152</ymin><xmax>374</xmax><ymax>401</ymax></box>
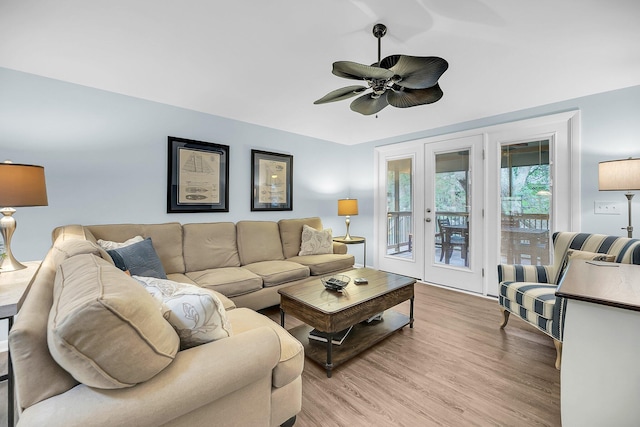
<box><xmin>0</xmin><ymin>68</ymin><xmax>355</xmax><ymax>263</ymax></box>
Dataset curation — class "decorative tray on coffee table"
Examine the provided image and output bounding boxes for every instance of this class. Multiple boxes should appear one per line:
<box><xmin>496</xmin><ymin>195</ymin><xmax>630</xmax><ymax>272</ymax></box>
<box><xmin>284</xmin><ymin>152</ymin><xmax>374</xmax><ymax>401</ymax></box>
<box><xmin>321</xmin><ymin>274</ymin><xmax>350</xmax><ymax>292</ymax></box>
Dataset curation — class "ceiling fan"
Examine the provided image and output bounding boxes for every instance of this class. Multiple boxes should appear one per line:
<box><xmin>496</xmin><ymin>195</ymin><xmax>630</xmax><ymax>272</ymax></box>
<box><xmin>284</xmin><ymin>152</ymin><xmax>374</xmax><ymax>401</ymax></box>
<box><xmin>314</xmin><ymin>23</ymin><xmax>448</xmax><ymax>116</ymax></box>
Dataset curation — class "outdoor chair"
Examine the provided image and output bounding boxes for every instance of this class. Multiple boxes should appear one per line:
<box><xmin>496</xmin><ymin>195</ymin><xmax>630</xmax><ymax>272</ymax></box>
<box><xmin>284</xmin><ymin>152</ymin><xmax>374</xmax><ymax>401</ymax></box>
<box><xmin>437</xmin><ymin>217</ymin><xmax>468</xmax><ymax>265</ymax></box>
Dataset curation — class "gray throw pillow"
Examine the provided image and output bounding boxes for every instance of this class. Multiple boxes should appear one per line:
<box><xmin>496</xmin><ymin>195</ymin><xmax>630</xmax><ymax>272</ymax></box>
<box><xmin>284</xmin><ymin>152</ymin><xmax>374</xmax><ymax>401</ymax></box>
<box><xmin>107</xmin><ymin>238</ymin><xmax>167</xmax><ymax>279</ymax></box>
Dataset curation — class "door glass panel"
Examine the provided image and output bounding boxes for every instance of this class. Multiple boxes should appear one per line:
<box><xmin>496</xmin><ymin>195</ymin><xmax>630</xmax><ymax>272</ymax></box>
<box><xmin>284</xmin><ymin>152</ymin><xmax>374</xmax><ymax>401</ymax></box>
<box><xmin>386</xmin><ymin>158</ymin><xmax>413</xmax><ymax>258</ymax></box>
<box><xmin>500</xmin><ymin>140</ymin><xmax>551</xmax><ymax>265</ymax></box>
<box><xmin>434</xmin><ymin>150</ymin><xmax>470</xmax><ymax>267</ymax></box>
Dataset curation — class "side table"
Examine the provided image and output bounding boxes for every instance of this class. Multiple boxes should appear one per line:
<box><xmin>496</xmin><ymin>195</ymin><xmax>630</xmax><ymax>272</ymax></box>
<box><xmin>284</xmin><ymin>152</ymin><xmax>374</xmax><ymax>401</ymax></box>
<box><xmin>1</xmin><ymin>261</ymin><xmax>40</xmax><ymax>427</ymax></box>
<box><xmin>333</xmin><ymin>236</ymin><xmax>366</xmax><ymax>268</ymax></box>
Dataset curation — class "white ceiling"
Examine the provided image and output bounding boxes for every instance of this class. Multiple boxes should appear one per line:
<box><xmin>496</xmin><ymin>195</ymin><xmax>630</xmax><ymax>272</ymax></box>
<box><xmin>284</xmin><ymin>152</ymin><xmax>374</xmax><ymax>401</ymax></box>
<box><xmin>1</xmin><ymin>0</ymin><xmax>639</xmax><ymax>145</ymax></box>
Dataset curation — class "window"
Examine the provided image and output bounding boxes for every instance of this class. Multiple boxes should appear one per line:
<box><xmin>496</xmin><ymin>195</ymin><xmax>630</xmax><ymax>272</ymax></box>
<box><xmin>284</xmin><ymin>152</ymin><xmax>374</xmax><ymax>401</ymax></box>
<box><xmin>386</xmin><ymin>158</ymin><xmax>413</xmax><ymax>257</ymax></box>
<box><xmin>500</xmin><ymin>140</ymin><xmax>551</xmax><ymax>265</ymax></box>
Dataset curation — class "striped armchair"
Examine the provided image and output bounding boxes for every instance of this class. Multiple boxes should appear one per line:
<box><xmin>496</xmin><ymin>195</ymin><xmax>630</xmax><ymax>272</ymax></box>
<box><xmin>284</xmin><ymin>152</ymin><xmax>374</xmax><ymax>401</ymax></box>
<box><xmin>498</xmin><ymin>232</ymin><xmax>640</xmax><ymax>369</ymax></box>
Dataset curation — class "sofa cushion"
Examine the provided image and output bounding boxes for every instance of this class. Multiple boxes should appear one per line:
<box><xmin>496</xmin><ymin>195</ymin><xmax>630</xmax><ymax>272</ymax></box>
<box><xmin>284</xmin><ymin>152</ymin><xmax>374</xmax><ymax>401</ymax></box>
<box><xmin>286</xmin><ymin>254</ymin><xmax>355</xmax><ymax>276</ymax></box>
<box><xmin>554</xmin><ymin>249</ymin><xmax>616</xmax><ymax>284</ymax></box>
<box><xmin>186</xmin><ymin>267</ymin><xmax>263</xmax><ymax>297</ymax></box>
<box><xmin>133</xmin><ymin>276</ymin><xmax>233</xmax><ymax>349</ymax></box>
<box><xmin>48</xmin><ymin>254</ymin><xmax>179</xmax><ymax>389</ymax></box>
<box><xmin>499</xmin><ymin>281</ymin><xmax>557</xmax><ymax>319</ymax></box>
<box><xmin>278</xmin><ymin>217</ymin><xmax>322</xmax><ymax>258</ymax></box>
<box><xmin>9</xmin><ymin>238</ymin><xmax>114</xmax><ymax>409</ymax></box>
<box><xmin>183</xmin><ymin>222</ymin><xmax>241</xmax><ymax>271</ymax></box>
<box><xmin>226</xmin><ymin>308</ymin><xmax>304</xmax><ymax>388</ymax></box>
<box><xmin>298</xmin><ymin>224</ymin><xmax>333</xmax><ymax>256</ymax></box>
<box><xmin>278</xmin><ymin>217</ymin><xmax>324</xmax><ymax>259</ymax></box>
<box><xmin>86</xmin><ymin>223</ymin><xmax>185</xmax><ymax>274</ymax></box>
<box><xmin>107</xmin><ymin>237</ymin><xmax>168</xmax><ymax>279</ymax></box>
<box><xmin>236</xmin><ymin>221</ymin><xmax>285</xmax><ymax>264</ymax></box>
<box><xmin>243</xmin><ymin>260</ymin><xmax>310</xmax><ymax>287</ymax></box>
<box><xmin>166</xmin><ymin>273</ymin><xmax>237</xmax><ymax>310</ymax></box>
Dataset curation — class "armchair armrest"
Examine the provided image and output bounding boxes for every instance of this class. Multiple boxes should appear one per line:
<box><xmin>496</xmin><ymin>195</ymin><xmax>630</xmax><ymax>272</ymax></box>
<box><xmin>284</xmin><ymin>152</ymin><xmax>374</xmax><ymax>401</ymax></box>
<box><xmin>19</xmin><ymin>327</ymin><xmax>281</xmax><ymax>427</ymax></box>
<box><xmin>497</xmin><ymin>264</ymin><xmax>555</xmax><ymax>284</ymax></box>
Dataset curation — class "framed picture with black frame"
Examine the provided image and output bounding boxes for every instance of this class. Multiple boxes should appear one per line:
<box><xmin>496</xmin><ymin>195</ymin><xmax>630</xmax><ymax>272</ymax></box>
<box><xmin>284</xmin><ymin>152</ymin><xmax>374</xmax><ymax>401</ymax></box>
<box><xmin>167</xmin><ymin>136</ymin><xmax>229</xmax><ymax>213</ymax></box>
<box><xmin>251</xmin><ymin>149</ymin><xmax>293</xmax><ymax>211</ymax></box>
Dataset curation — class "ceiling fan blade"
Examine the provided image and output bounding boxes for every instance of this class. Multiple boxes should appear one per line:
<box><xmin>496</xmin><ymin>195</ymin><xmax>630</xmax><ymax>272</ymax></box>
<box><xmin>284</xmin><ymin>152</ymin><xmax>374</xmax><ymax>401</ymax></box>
<box><xmin>387</xmin><ymin>84</ymin><xmax>444</xmax><ymax>108</ymax></box>
<box><xmin>314</xmin><ymin>86</ymin><xmax>368</xmax><ymax>104</ymax></box>
<box><xmin>332</xmin><ymin>61</ymin><xmax>394</xmax><ymax>81</ymax></box>
<box><xmin>378</xmin><ymin>54</ymin><xmax>401</xmax><ymax>70</ymax></box>
<box><xmin>350</xmin><ymin>93</ymin><xmax>389</xmax><ymax>115</ymax></box>
<box><xmin>382</xmin><ymin>55</ymin><xmax>449</xmax><ymax>89</ymax></box>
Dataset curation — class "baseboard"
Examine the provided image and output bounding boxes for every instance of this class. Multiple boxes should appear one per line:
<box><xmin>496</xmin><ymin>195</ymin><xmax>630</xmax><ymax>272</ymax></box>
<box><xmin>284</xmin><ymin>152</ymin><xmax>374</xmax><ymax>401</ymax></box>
<box><xmin>418</xmin><ymin>281</ymin><xmax>498</xmax><ymax>301</ymax></box>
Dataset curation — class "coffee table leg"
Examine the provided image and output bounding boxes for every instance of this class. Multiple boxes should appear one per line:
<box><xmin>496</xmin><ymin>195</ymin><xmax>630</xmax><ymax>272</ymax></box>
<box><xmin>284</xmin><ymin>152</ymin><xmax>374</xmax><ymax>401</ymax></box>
<box><xmin>410</xmin><ymin>296</ymin><xmax>415</xmax><ymax>328</ymax></box>
<box><xmin>325</xmin><ymin>334</ymin><xmax>333</xmax><ymax>378</ymax></box>
<box><xmin>280</xmin><ymin>308</ymin><xmax>285</xmax><ymax>328</ymax></box>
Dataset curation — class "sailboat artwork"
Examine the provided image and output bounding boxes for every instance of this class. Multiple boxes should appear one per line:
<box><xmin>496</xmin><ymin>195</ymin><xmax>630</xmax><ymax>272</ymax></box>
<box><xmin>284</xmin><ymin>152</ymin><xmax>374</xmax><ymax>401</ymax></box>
<box><xmin>178</xmin><ymin>147</ymin><xmax>220</xmax><ymax>204</ymax></box>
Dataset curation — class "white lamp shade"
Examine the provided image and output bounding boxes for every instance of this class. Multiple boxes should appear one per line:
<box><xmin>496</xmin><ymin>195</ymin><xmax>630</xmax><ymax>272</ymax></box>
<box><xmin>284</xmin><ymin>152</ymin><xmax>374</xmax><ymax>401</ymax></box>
<box><xmin>599</xmin><ymin>158</ymin><xmax>640</xmax><ymax>191</ymax></box>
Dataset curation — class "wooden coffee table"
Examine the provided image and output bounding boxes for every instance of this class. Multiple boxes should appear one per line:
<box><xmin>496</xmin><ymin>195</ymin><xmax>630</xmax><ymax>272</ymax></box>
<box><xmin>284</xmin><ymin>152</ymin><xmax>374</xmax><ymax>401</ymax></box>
<box><xmin>278</xmin><ymin>268</ymin><xmax>415</xmax><ymax>377</ymax></box>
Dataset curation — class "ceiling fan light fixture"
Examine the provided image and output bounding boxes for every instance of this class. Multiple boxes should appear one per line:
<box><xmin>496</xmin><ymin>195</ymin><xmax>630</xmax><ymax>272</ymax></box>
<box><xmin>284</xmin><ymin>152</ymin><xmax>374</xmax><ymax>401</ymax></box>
<box><xmin>314</xmin><ymin>23</ymin><xmax>448</xmax><ymax>115</ymax></box>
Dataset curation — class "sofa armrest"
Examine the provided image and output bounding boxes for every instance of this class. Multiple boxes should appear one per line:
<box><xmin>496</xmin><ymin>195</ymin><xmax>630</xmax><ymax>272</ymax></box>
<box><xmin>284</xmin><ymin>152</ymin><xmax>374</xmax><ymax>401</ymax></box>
<box><xmin>497</xmin><ymin>264</ymin><xmax>555</xmax><ymax>284</ymax></box>
<box><xmin>18</xmin><ymin>327</ymin><xmax>281</xmax><ymax>427</ymax></box>
<box><xmin>332</xmin><ymin>242</ymin><xmax>347</xmax><ymax>254</ymax></box>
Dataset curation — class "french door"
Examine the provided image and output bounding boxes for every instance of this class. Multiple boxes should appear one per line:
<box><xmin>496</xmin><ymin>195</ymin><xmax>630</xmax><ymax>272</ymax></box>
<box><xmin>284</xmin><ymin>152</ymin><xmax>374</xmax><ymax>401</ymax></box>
<box><xmin>424</xmin><ymin>135</ymin><xmax>484</xmax><ymax>293</ymax></box>
<box><xmin>375</xmin><ymin>148</ymin><xmax>425</xmax><ymax>280</ymax></box>
<box><xmin>374</xmin><ymin>111</ymin><xmax>579</xmax><ymax>296</ymax></box>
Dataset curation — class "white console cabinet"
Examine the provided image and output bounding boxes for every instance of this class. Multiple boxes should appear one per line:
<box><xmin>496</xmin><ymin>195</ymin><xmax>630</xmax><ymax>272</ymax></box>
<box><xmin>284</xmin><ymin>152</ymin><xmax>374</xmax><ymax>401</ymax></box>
<box><xmin>556</xmin><ymin>260</ymin><xmax>640</xmax><ymax>427</ymax></box>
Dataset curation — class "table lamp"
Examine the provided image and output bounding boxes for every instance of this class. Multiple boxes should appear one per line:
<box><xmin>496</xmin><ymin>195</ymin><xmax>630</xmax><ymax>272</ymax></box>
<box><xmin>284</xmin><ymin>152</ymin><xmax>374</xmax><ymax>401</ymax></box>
<box><xmin>598</xmin><ymin>157</ymin><xmax>640</xmax><ymax>238</ymax></box>
<box><xmin>338</xmin><ymin>198</ymin><xmax>358</xmax><ymax>241</ymax></box>
<box><xmin>0</xmin><ymin>162</ymin><xmax>48</xmax><ymax>271</ymax></box>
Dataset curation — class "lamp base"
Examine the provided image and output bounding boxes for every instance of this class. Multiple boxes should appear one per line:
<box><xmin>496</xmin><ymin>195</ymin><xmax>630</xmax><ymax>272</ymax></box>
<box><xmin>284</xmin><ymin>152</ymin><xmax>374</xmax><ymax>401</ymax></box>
<box><xmin>343</xmin><ymin>216</ymin><xmax>353</xmax><ymax>241</ymax></box>
<box><xmin>623</xmin><ymin>193</ymin><xmax>634</xmax><ymax>238</ymax></box>
<box><xmin>0</xmin><ymin>255</ymin><xmax>27</xmax><ymax>272</ymax></box>
<box><xmin>0</xmin><ymin>208</ymin><xmax>27</xmax><ymax>272</ymax></box>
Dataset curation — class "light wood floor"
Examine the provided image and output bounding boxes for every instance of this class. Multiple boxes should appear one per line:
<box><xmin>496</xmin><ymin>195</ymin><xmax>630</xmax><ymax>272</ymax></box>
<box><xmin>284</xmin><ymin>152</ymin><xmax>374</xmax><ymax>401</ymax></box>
<box><xmin>262</xmin><ymin>282</ymin><xmax>561</xmax><ymax>427</ymax></box>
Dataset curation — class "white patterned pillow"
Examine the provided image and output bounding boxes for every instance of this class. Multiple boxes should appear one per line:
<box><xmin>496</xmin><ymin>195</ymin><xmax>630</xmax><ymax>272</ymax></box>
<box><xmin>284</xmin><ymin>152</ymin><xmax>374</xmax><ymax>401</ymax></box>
<box><xmin>298</xmin><ymin>224</ymin><xmax>333</xmax><ymax>256</ymax></box>
<box><xmin>97</xmin><ymin>235</ymin><xmax>144</xmax><ymax>250</ymax></box>
<box><xmin>133</xmin><ymin>276</ymin><xmax>232</xmax><ymax>349</ymax></box>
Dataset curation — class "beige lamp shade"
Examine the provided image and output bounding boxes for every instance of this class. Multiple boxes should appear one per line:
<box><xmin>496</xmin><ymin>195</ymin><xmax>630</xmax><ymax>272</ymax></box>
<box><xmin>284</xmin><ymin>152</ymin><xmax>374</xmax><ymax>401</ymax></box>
<box><xmin>598</xmin><ymin>158</ymin><xmax>640</xmax><ymax>191</ymax></box>
<box><xmin>338</xmin><ymin>199</ymin><xmax>358</xmax><ymax>216</ymax></box>
<box><xmin>0</xmin><ymin>162</ymin><xmax>48</xmax><ymax>272</ymax></box>
<box><xmin>0</xmin><ymin>163</ymin><xmax>49</xmax><ymax>207</ymax></box>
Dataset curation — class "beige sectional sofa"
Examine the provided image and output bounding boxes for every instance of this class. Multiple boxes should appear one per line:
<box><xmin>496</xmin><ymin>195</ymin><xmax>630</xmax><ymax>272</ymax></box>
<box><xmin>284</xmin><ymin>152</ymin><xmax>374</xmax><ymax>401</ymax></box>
<box><xmin>10</xmin><ymin>217</ymin><xmax>354</xmax><ymax>426</ymax></box>
<box><xmin>80</xmin><ymin>217</ymin><xmax>352</xmax><ymax>310</ymax></box>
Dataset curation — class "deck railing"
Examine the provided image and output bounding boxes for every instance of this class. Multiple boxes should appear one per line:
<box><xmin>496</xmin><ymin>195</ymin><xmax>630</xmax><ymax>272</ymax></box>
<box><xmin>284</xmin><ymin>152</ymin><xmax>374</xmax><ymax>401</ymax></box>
<box><xmin>387</xmin><ymin>211</ymin><xmax>412</xmax><ymax>254</ymax></box>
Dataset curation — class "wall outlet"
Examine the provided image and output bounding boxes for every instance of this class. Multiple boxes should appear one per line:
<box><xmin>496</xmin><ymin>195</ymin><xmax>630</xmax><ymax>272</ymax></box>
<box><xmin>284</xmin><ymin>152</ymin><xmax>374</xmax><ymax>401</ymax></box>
<box><xmin>594</xmin><ymin>201</ymin><xmax>622</xmax><ymax>215</ymax></box>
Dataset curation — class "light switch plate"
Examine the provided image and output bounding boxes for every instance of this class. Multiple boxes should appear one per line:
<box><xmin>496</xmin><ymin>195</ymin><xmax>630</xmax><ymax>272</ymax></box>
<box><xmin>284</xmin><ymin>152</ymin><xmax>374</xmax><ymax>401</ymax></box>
<box><xmin>594</xmin><ymin>201</ymin><xmax>622</xmax><ymax>215</ymax></box>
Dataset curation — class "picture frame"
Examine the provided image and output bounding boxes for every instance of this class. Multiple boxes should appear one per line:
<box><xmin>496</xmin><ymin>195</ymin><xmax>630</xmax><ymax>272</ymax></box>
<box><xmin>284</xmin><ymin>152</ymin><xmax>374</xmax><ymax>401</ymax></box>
<box><xmin>251</xmin><ymin>149</ymin><xmax>293</xmax><ymax>211</ymax></box>
<box><xmin>167</xmin><ymin>136</ymin><xmax>229</xmax><ymax>213</ymax></box>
